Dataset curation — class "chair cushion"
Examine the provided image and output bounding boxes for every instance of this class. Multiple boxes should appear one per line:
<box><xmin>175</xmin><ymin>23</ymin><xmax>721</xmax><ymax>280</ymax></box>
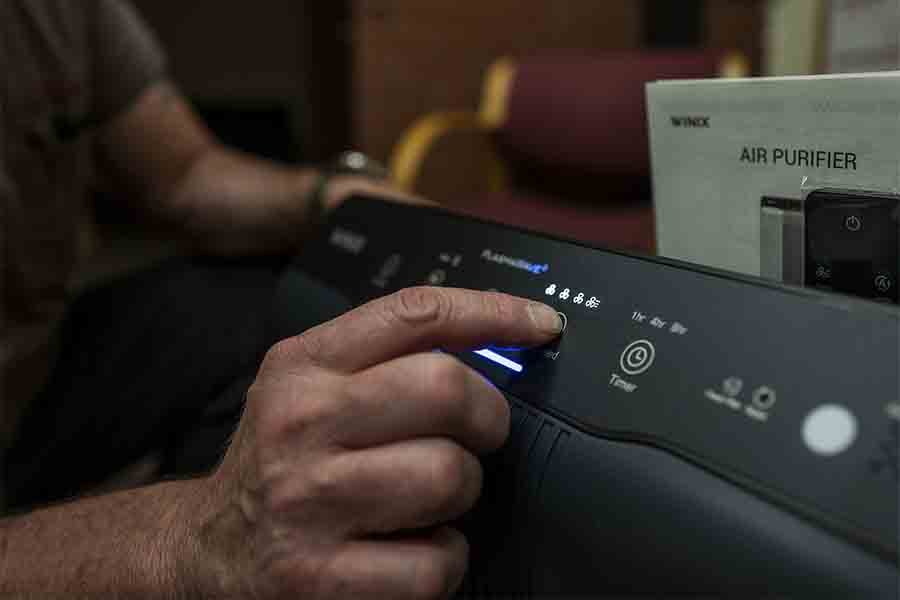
<box><xmin>497</xmin><ymin>51</ymin><xmax>724</xmax><ymax>176</ymax></box>
<box><xmin>445</xmin><ymin>190</ymin><xmax>656</xmax><ymax>254</ymax></box>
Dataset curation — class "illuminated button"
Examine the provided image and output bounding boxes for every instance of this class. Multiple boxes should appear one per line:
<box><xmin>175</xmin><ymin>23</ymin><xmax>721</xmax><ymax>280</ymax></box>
<box><xmin>620</xmin><ymin>340</ymin><xmax>655</xmax><ymax>376</ymax></box>
<box><xmin>802</xmin><ymin>404</ymin><xmax>858</xmax><ymax>457</ymax></box>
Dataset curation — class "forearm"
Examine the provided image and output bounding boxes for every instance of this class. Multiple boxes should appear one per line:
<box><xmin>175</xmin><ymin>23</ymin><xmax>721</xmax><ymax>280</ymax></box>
<box><xmin>0</xmin><ymin>478</ymin><xmax>206</xmax><ymax>597</ymax></box>
<box><xmin>165</xmin><ymin>146</ymin><xmax>320</xmax><ymax>256</ymax></box>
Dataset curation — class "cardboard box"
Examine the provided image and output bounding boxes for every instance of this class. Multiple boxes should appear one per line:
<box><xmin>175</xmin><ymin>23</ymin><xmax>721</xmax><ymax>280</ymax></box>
<box><xmin>647</xmin><ymin>72</ymin><xmax>900</xmax><ymax>280</ymax></box>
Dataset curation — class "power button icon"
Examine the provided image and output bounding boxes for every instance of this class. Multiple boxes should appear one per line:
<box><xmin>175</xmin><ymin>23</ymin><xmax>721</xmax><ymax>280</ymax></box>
<box><xmin>620</xmin><ymin>340</ymin><xmax>656</xmax><ymax>376</ymax></box>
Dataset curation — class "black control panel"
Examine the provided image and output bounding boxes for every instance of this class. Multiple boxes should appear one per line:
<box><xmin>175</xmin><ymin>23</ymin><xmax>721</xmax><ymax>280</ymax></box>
<box><xmin>806</xmin><ymin>188</ymin><xmax>899</xmax><ymax>303</ymax></box>
<box><xmin>284</xmin><ymin>196</ymin><xmax>899</xmax><ymax>596</ymax></box>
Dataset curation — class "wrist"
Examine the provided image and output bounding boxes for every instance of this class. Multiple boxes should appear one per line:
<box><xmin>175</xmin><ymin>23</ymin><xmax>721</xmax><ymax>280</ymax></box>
<box><xmin>160</xmin><ymin>477</ymin><xmax>224</xmax><ymax>599</ymax></box>
<box><xmin>307</xmin><ymin>151</ymin><xmax>391</xmax><ymax>217</ymax></box>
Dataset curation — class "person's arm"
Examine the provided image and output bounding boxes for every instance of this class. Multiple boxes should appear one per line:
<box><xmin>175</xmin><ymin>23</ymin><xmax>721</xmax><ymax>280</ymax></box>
<box><xmin>96</xmin><ymin>81</ymin><xmax>414</xmax><ymax>256</ymax></box>
<box><xmin>1</xmin><ymin>288</ymin><xmax>562</xmax><ymax>597</ymax></box>
<box><xmin>0</xmin><ymin>478</ymin><xmax>203</xmax><ymax>596</ymax></box>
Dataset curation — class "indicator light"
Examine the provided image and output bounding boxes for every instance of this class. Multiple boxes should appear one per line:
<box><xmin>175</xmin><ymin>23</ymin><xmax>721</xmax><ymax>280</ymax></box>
<box><xmin>474</xmin><ymin>348</ymin><xmax>524</xmax><ymax>373</ymax></box>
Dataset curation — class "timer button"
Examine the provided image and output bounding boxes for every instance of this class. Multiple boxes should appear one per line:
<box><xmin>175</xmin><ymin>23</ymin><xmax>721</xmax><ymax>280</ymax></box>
<box><xmin>620</xmin><ymin>340</ymin><xmax>655</xmax><ymax>376</ymax></box>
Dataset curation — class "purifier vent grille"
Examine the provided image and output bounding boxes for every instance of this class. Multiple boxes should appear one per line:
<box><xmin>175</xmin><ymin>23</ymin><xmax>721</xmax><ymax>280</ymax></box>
<box><xmin>458</xmin><ymin>398</ymin><xmax>571</xmax><ymax>599</ymax></box>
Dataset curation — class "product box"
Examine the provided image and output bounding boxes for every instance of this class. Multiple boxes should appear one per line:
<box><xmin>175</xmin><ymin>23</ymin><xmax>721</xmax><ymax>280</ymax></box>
<box><xmin>647</xmin><ymin>73</ymin><xmax>900</xmax><ymax>288</ymax></box>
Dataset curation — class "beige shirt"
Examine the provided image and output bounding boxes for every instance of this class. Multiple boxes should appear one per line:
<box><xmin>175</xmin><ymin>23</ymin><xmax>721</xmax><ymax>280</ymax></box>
<box><xmin>0</xmin><ymin>0</ymin><xmax>166</xmax><ymax>454</ymax></box>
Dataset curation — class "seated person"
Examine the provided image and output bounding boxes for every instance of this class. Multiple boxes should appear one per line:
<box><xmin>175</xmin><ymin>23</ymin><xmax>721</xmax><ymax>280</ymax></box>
<box><xmin>0</xmin><ymin>1</ymin><xmax>563</xmax><ymax>597</ymax></box>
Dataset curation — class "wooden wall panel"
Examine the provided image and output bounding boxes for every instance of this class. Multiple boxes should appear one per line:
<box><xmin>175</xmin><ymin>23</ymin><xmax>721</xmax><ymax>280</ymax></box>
<box><xmin>352</xmin><ymin>1</ymin><xmax>643</xmax><ymax>162</ymax></box>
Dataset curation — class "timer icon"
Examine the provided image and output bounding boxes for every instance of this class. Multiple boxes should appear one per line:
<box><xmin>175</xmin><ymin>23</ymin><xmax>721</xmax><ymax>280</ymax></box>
<box><xmin>620</xmin><ymin>340</ymin><xmax>656</xmax><ymax>376</ymax></box>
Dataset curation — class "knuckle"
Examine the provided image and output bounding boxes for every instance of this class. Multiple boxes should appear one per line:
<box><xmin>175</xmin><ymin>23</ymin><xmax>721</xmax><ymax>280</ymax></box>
<box><xmin>255</xmin><ymin>386</ymin><xmax>334</xmax><ymax>445</ymax></box>
<box><xmin>304</xmin><ymin>458</ymin><xmax>344</xmax><ymax>501</ymax></box>
<box><xmin>411</xmin><ymin>554</ymin><xmax>454</xmax><ymax>600</ymax></box>
<box><xmin>424</xmin><ymin>355</ymin><xmax>470</xmax><ymax>410</ymax></box>
<box><xmin>427</xmin><ymin>446</ymin><xmax>476</xmax><ymax>517</ymax></box>
<box><xmin>258</xmin><ymin>469</ymin><xmax>305</xmax><ymax>515</ymax></box>
<box><xmin>262</xmin><ymin>459</ymin><xmax>340</xmax><ymax>515</ymax></box>
<box><xmin>478</xmin><ymin>393</ymin><xmax>511</xmax><ymax>450</ymax></box>
<box><xmin>263</xmin><ymin>332</ymin><xmax>326</xmax><ymax>371</ymax></box>
<box><xmin>388</xmin><ymin>286</ymin><xmax>450</xmax><ymax>326</ymax></box>
<box><xmin>482</xmin><ymin>290</ymin><xmax>516</xmax><ymax>323</ymax></box>
<box><xmin>423</xmin><ymin>355</ymin><xmax>509</xmax><ymax>451</ymax></box>
<box><xmin>266</xmin><ymin>551</ymin><xmax>331</xmax><ymax>597</ymax></box>
<box><xmin>290</xmin><ymin>332</ymin><xmax>328</xmax><ymax>367</ymax></box>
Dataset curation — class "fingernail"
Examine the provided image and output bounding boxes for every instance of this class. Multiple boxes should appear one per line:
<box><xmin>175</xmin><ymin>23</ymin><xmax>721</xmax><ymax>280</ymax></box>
<box><xmin>527</xmin><ymin>302</ymin><xmax>563</xmax><ymax>335</ymax></box>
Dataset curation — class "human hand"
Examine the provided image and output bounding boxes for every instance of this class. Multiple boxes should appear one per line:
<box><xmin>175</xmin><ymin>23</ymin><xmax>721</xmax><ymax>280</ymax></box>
<box><xmin>321</xmin><ymin>174</ymin><xmax>435</xmax><ymax>214</ymax></box>
<box><xmin>189</xmin><ymin>287</ymin><xmax>562</xmax><ymax>598</ymax></box>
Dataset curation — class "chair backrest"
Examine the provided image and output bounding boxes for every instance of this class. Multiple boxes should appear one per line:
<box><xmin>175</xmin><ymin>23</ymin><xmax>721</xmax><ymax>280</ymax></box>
<box><xmin>490</xmin><ymin>51</ymin><xmax>742</xmax><ymax>178</ymax></box>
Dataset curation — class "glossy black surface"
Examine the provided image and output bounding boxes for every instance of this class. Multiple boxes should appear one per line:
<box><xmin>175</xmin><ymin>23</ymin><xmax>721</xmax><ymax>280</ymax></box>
<box><xmin>280</xmin><ymin>196</ymin><xmax>900</xmax><ymax>596</ymax></box>
<box><xmin>805</xmin><ymin>188</ymin><xmax>900</xmax><ymax>304</ymax></box>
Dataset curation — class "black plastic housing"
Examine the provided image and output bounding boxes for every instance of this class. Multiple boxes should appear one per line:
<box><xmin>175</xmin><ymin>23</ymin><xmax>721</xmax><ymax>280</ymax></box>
<box><xmin>273</xmin><ymin>196</ymin><xmax>899</xmax><ymax>597</ymax></box>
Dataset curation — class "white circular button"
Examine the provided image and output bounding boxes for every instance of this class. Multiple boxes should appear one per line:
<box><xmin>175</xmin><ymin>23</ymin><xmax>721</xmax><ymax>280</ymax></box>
<box><xmin>802</xmin><ymin>404</ymin><xmax>858</xmax><ymax>457</ymax></box>
<box><xmin>620</xmin><ymin>340</ymin><xmax>655</xmax><ymax>376</ymax></box>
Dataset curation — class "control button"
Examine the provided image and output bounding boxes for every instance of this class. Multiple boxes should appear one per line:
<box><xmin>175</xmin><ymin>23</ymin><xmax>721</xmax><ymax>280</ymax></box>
<box><xmin>844</xmin><ymin>215</ymin><xmax>862</xmax><ymax>232</ymax></box>
<box><xmin>722</xmin><ymin>377</ymin><xmax>744</xmax><ymax>398</ymax></box>
<box><xmin>426</xmin><ymin>269</ymin><xmax>446</xmax><ymax>285</ymax></box>
<box><xmin>620</xmin><ymin>340</ymin><xmax>655</xmax><ymax>376</ymax></box>
<box><xmin>814</xmin><ymin>264</ymin><xmax>832</xmax><ymax>282</ymax></box>
<box><xmin>868</xmin><ymin>421</ymin><xmax>899</xmax><ymax>481</ymax></box>
<box><xmin>556</xmin><ymin>312</ymin><xmax>568</xmax><ymax>334</ymax></box>
<box><xmin>439</xmin><ymin>253</ymin><xmax>462</xmax><ymax>267</ymax></box>
<box><xmin>372</xmin><ymin>254</ymin><xmax>403</xmax><ymax>289</ymax></box>
<box><xmin>802</xmin><ymin>404</ymin><xmax>858</xmax><ymax>457</ymax></box>
<box><xmin>669</xmin><ymin>322</ymin><xmax>688</xmax><ymax>335</ymax></box>
<box><xmin>874</xmin><ymin>274</ymin><xmax>893</xmax><ymax>294</ymax></box>
<box><xmin>886</xmin><ymin>402</ymin><xmax>900</xmax><ymax>421</ymax></box>
<box><xmin>751</xmin><ymin>386</ymin><xmax>777</xmax><ymax>410</ymax></box>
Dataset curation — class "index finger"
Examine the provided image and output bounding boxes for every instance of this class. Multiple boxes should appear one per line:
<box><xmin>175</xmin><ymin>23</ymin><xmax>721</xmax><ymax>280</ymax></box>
<box><xmin>269</xmin><ymin>286</ymin><xmax>562</xmax><ymax>373</ymax></box>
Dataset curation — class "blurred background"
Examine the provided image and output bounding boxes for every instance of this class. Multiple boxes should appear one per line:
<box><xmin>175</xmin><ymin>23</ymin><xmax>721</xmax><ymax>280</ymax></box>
<box><xmin>85</xmin><ymin>0</ymin><xmax>895</xmax><ymax>283</ymax></box>
<box><xmin>130</xmin><ymin>0</ymin><xmax>897</xmax><ymax>165</ymax></box>
<box><xmin>132</xmin><ymin>0</ymin><xmax>761</xmax><ymax>165</ymax></box>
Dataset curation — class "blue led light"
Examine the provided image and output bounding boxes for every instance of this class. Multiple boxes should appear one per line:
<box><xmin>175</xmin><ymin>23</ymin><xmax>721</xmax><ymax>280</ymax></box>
<box><xmin>473</xmin><ymin>348</ymin><xmax>524</xmax><ymax>373</ymax></box>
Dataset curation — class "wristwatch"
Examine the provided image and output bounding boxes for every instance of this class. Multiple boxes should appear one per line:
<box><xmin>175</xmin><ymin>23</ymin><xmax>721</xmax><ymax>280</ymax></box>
<box><xmin>307</xmin><ymin>151</ymin><xmax>389</xmax><ymax>222</ymax></box>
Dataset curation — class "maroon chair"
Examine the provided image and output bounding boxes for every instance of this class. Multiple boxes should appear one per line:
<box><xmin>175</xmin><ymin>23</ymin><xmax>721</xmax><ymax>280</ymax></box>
<box><xmin>390</xmin><ymin>50</ymin><xmax>747</xmax><ymax>254</ymax></box>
